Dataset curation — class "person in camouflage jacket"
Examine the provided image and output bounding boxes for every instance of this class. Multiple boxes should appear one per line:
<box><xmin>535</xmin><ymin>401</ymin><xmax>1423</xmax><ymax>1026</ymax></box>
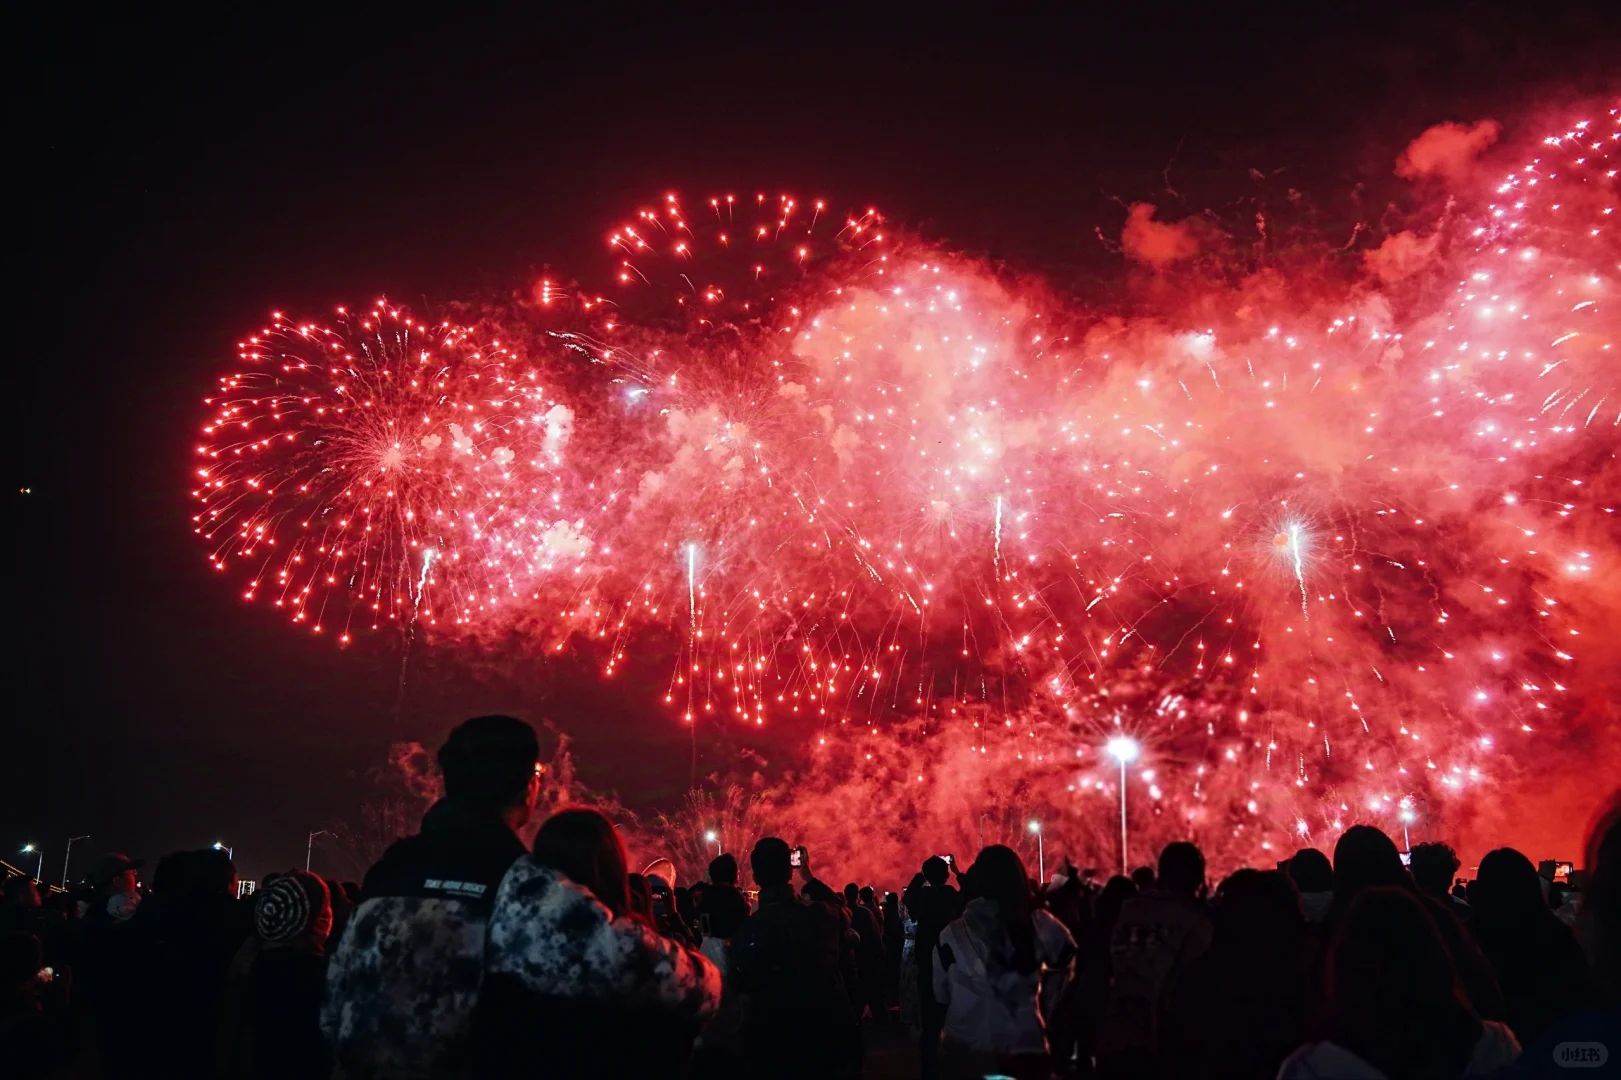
<box><xmin>467</xmin><ymin>808</ymin><xmax>722</xmax><ymax>1075</ymax></box>
<box><xmin>322</xmin><ymin>716</ymin><xmax>541</xmax><ymax>1080</ymax></box>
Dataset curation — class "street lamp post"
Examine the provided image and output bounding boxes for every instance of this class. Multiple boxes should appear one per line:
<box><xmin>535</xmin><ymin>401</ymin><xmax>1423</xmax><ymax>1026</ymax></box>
<box><xmin>213</xmin><ymin>841</ymin><xmax>234</xmax><ymax>860</ymax></box>
<box><xmin>979</xmin><ymin>813</ymin><xmax>991</xmax><ymax>851</ymax></box>
<box><xmin>704</xmin><ymin>830</ymin><xmax>719</xmax><ymax>857</ymax></box>
<box><xmin>21</xmin><ymin>845</ymin><xmax>43</xmax><ymax>883</ymax></box>
<box><xmin>1399</xmin><ymin>809</ymin><xmax>1415</xmax><ymax>854</ymax></box>
<box><xmin>1106</xmin><ymin>736</ymin><xmax>1140</xmax><ymax>876</ymax></box>
<box><xmin>62</xmin><ymin>836</ymin><xmax>89</xmax><ymax>888</ymax></box>
<box><xmin>1028</xmin><ymin>820</ymin><xmax>1044</xmax><ymax>883</ymax></box>
<box><xmin>306</xmin><ymin>831</ymin><xmax>330</xmax><ymax>872</ymax></box>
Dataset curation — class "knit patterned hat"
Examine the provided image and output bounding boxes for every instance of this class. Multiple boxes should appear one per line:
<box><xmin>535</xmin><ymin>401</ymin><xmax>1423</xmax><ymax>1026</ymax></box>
<box><xmin>255</xmin><ymin>870</ymin><xmax>331</xmax><ymax>943</ymax></box>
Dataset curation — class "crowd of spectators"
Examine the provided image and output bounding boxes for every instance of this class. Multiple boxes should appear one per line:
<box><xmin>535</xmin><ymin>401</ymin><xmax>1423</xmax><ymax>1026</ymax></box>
<box><xmin>5</xmin><ymin>714</ymin><xmax>1616</xmax><ymax>1079</ymax></box>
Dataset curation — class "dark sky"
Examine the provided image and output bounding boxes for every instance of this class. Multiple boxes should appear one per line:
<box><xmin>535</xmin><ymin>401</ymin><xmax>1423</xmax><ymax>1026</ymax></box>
<box><xmin>9</xmin><ymin>8</ymin><xmax>1619</xmax><ymax>882</ymax></box>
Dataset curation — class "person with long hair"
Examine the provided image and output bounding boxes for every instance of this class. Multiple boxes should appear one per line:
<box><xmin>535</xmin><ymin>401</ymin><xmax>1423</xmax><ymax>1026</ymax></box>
<box><xmin>1279</xmin><ymin>886</ymin><xmax>1519</xmax><ymax>1079</ymax></box>
<box><xmin>1493</xmin><ymin>791</ymin><xmax>1621</xmax><ymax>1079</ymax></box>
<box><xmin>1468</xmin><ymin>847</ymin><xmax>1599</xmax><ymax>1045</ymax></box>
<box><xmin>471</xmin><ymin>808</ymin><xmax>721</xmax><ymax>1076</ymax></box>
<box><xmin>931</xmin><ymin>845</ymin><xmax>1076</xmax><ymax>1080</ymax></box>
<box><xmin>1163</xmin><ymin>869</ymin><xmax>1309</xmax><ymax>1079</ymax></box>
<box><xmin>1324</xmin><ymin>825</ymin><xmax>1506</xmax><ymax>1024</ymax></box>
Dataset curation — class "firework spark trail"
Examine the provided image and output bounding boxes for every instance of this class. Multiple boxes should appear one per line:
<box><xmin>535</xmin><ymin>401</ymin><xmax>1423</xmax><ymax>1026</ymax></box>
<box><xmin>195</xmin><ymin>109</ymin><xmax>1620</xmax><ymax>871</ymax></box>
<box><xmin>994</xmin><ymin>494</ymin><xmax>1004</xmax><ymax>581</ymax></box>
<box><xmin>413</xmin><ymin>548</ymin><xmax>436</xmax><ymax>618</ymax></box>
<box><xmin>687</xmin><ymin>542</ymin><xmax>697</xmax><ymax>638</ymax></box>
<box><xmin>1284</xmin><ymin>524</ymin><xmax>1309</xmax><ymax>620</ymax></box>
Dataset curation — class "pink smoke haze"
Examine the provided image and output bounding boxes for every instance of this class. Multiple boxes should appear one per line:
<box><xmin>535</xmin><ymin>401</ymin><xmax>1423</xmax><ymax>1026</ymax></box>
<box><xmin>1396</xmin><ymin>118</ymin><xmax>1502</xmax><ymax>182</ymax></box>
<box><xmin>1121</xmin><ymin>202</ymin><xmax>1203</xmax><ymax>268</ymax></box>
<box><xmin>196</xmin><ymin>106</ymin><xmax>1619</xmax><ymax>880</ymax></box>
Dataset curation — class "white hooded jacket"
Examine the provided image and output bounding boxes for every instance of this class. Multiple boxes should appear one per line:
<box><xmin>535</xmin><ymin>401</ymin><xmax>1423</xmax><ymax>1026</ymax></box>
<box><xmin>931</xmin><ymin>899</ymin><xmax>1076</xmax><ymax>1056</ymax></box>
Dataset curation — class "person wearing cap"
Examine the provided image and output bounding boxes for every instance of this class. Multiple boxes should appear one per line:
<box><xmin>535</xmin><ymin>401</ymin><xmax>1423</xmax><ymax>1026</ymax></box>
<box><xmin>83</xmin><ymin>853</ymin><xmax>144</xmax><ymax>925</ymax></box>
<box><xmin>247</xmin><ymin>871</ymin><xmax>334</xmax><ymax>1079</ymax></box>
<box><xmin>76</xmin><ymin>852</ymin><xmax>149</xmax><ymax>1069</ymax></box>
<box><xmin>323</xmin><ymin>715</ymin><xmax>541</xmax><ymax>1080</ymax></box>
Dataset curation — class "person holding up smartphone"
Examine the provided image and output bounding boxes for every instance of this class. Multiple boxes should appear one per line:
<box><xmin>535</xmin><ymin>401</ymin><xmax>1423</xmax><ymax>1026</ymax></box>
<box><xmin>905</xmin><ymin>854</ymin><xmax>962</xmax><ymax>1079</ymax></box>
<box><xmin>730</xmin><ymin>839</ymin><xmax>860</xmax><ymax>1078</ymax></box>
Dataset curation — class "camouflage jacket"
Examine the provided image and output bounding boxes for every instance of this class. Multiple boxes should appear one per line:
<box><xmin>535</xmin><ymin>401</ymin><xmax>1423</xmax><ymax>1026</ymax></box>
<box><xmin>322</xmin><ymin>798</ymin><xmax>526</xmax><ymax>1080</ymax></box>
<box><xmin>484</xmin><ymin>855</ymin><xmax>722</xmax><ymax>1014</ymax></box>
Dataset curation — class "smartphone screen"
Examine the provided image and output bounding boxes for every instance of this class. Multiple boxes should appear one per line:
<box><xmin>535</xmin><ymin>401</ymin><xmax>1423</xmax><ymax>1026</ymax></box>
<box><xmin>790</xmin><ymin>846</ymin><xmax>803</xmax><ymax>868</ymax></box>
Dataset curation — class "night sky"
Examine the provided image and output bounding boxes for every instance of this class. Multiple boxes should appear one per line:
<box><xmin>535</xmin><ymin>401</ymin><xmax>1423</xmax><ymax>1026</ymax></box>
<box><xmin>10</xmin><ymin>9</ymin><xmax>1619</xmax><ymax>882</ymax></box>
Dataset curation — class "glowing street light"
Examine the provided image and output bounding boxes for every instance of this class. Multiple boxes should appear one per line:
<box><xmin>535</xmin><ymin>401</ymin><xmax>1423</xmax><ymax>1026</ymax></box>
<box><xmin>704</xmin><ymin>830</ymin><xmax>720</xmax><ymax>856</ymax></box>
<box><xmin>1028</xmin><ymin>820</ymin><xmax>1044</xmax><ymax>883</ymax></box>
<box><xmin>1107</xmin><ymin>736</ymin><xmax>1141</xmax><ymax>875</ymax></box>
<box><xmin>213</xmin><ymin>841</ymin><xmax>234</xmax><ymax>860</ymax></box>
<box><xmin>20</xmin><ymin>844</ymin><xmax>43</xmax><ymax>883</ymax></box>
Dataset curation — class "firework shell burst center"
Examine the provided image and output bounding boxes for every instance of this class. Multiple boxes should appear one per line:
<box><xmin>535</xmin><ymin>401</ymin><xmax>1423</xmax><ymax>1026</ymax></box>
<box><xmin>193</xmin><ymin>110</ymin><xmax>1620</xmax><ymax>873</ymax></box>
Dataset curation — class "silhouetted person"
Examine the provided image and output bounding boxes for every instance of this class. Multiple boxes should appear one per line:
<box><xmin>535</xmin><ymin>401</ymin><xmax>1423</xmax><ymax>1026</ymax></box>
<box><xmin>1327</xmin><ymin>825</ymin><xmax>1506</xmax><ymax>1024</ymax></box>
<box><xmin>1098</xmin><ymin>841</ymin><xmax>1211</xmax><ymax>1076</ymax></box>
<box><xmin>1042</xmin><ymin>863</ymin><xmax>1091</xmax><ymax>945</ymax></box>
<box><xmin>1494</xmin><ymin>793</ymin><xmax>1621</xmax><ymax>1078</ymax></box>
<box><xmin>844</xmin><ymin>882</ymin><xmax>887</xmax><ymax>1026</ymax></box>
<box><xmin>1087</xmin><ymin>875</ymin><xmax>1137</xmax><ymax>977</ymax></box>
<box><xmin>694</xmin><ymin>853</ymin><xmax>750</xmax><ymax>1078</ymax></box>
<box><xmin>881</xmin><ymin>890</ymin><xmax>903</xmax><ymax>1005</ymax></box>
<box><xmin>731</xmin><ymin>838</ymin><xmax>858</xmax><ymax>1079</ymax></box>
<box><xmin>1164</xmin><ymin>869</ymin><xmax>1309</xmax><ymax>1080</ymax></box>
<box><xmin>247</xmin><ymin>871</ymin><xmax>334</xmax><ymax>1079</ymax></box>
<box><xmin>1279</xmin><ymin>886</ymin><xmax>1519</xmax><ymax>1078</ymax></box>
<box><xmin>932</xmin><ymin>845</ymin><xmax>1075</xmax><ymax>1080</ymax></box>
<box><xmin>81</xmin><ymin>852</ymin><xmax>143</xmax><ymax>933</ymax></box>
<box><xmin>1049</xmin><ymin>873</ymin><xmax>1134</xmax><ymax>1072</ymax></box>
<box><xmin>78</xmin><ymin>853</ymin><xmax>147</xmax><ymax>1068</ymax></box>
<box><xmin>699</xmin><ymin>853</ymin><xmax>750</xmax><ymax>941</ymax></box>
<box><xmin>1326</xmin><ymin>825</ymin><xmax>1408</xmax><ymax>921</ymax></box>
<box><xmin>1411</xmin><ymin>841</ymin><xmax>1471</xmax><ymax>919</ymax></box>
<box><xmin>324</xmin><ymin>714</ymin><xmax>541</xmax><ymax>1080</ymax></box>
<box><xmin>470</xmin><ymin>808</ymin><xmax>721</xmax><ymax>1076</ymax></box>
<box><xmin>1469</xmin><ymin>846</ymin><xmax>1599</xmax><ymax>1045</ymax></box>
<box><xmin>2</xmin><ymin>929</ymin><xmax>72</xmax><ymax>1077</ymax></box>
<box><xmin>899</xmin><ymin>873</ymin><xmax>926</xmax><ymax>1028</ymax></box>
<box><xmin>1129</xmin><ymin>865</ymin><xmax>1156</xmax><ymax>891</ymax></box>
<box><xmin>0</xmin><ymin>877</ymin><xmax>46</xmax><ymax>940</ymax></box>
<box><xmin>133</xmin><ymin>847</ymin><xmax>252</xmax><ymax>1078</ymax></box>
<box><xmin>1287</xmin><ymin>846</ymin><xmax>1334</xmax><ymax>925</ymax></box>
<box><xmin>906</xmin><ymin>854</ymin><xmax>961</xmax><ymax>1079</ymax></box>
